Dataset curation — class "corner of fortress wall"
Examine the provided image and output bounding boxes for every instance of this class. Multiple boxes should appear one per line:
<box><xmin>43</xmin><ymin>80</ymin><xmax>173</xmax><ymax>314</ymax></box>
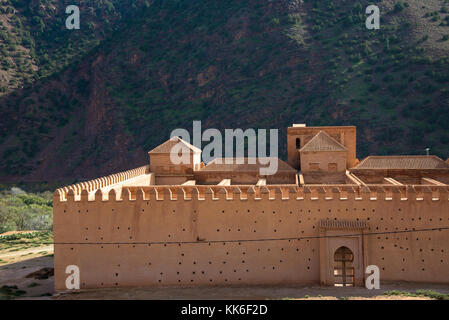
<box><xmin>52</xmin><ymin>167</ymin><xmax>449</xmax><ymax>289</ymax></box>
<box><xmin>53</xmin><ymin>165</ymin><xmax>150</xmax><ymax>202</ymax></box>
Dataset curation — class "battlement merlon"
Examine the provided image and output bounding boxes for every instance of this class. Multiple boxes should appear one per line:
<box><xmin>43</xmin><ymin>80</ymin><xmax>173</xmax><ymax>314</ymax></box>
<box><xmin>54</xmin><ymin>182</ymin><xmax>449</xmax><ymax>203</ymax></box>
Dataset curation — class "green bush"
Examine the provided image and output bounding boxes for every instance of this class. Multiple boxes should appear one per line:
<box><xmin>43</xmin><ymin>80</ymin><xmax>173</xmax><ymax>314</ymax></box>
<box><xmin>0</xmin><ymin>187</ymin><xmax>53</xmax><ymax>233</ymax></box>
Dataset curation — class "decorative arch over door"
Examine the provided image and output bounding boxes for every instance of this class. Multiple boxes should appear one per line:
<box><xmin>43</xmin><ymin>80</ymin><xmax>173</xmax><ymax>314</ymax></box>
<box><xmin>333</xmin><ymin>246</ymin><xmax>355</xmax><ymax>287</ymax></box>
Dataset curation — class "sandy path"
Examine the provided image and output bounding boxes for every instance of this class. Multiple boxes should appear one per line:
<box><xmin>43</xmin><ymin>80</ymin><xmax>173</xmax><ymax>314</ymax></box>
<box><xmin>53</xmin><ymin>282</ymin><xmax>449</xmax><ymax>300</ymax></box>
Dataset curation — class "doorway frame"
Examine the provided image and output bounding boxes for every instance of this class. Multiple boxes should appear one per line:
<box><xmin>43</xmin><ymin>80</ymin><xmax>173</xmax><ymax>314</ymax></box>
<box><xmin>319</xmin><ymin>220</ymin><xmax>368</xmax><ymax>286</ymax></box>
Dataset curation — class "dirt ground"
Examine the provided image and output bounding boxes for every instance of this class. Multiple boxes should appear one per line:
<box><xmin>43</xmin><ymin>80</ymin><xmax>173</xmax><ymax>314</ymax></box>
<box><xmin>0</xmin><ymin>243</ymin><xmax>54</xmax><ymax>299</ymax></box>
<box><xmin>1</xmin><ymin>245</ymin><xmax>448</xmax><ymax>300</ymax></box>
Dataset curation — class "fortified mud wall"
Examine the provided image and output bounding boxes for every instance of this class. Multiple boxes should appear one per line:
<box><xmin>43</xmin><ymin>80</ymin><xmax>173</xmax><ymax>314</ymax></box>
<box><xmin>53</xmin><ymin>179</ymin><xmax>449</xmax><ymax>290</ymax></box>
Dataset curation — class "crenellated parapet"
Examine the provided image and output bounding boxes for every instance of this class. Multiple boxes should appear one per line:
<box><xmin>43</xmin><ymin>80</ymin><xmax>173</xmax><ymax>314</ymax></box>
<box><xmin>55</xmin><ymin>184</ymin><xmax>449</xmax><ymax>203</ymax></box>
<box><xmin>53</xmin><ymin>165</ymin><xmax>149</xmax><ymax>201</ymax></box>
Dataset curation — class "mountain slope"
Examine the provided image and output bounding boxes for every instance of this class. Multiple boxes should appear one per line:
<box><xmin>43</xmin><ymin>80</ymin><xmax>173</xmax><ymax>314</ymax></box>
<box><xmin>0</xmin><ymin>0</ymin><xmax>448</xmax><ymax>181</ymax></box>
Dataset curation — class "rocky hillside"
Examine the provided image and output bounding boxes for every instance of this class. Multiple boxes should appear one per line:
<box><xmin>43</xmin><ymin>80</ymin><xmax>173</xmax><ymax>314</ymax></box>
<box><xmin>0</xmin><ymin>0</ymin><xmax>448</xmax><ymax>182</ymax></box>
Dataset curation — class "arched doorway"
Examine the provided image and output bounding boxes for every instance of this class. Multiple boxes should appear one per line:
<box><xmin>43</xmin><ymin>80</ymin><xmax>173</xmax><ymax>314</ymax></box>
<box><xmin>333</xmin><ymin>246</ymin><xmax>354</xmax><ymax>287</ymax></box>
